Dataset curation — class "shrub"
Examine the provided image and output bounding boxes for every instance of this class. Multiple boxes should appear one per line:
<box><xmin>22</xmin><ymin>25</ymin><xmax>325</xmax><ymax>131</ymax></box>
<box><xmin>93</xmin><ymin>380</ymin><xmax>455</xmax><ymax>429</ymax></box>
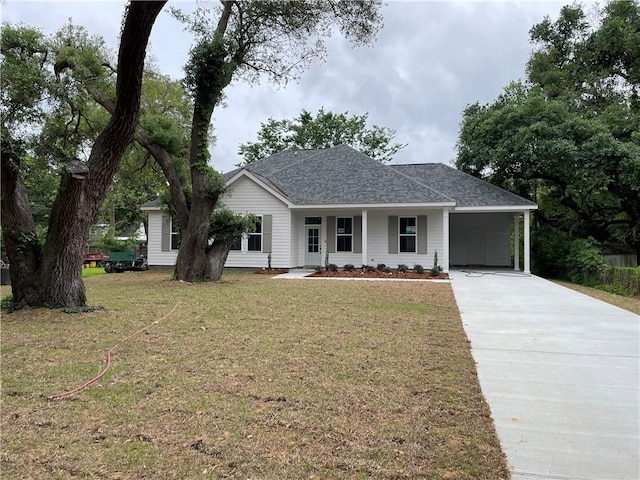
<box><xmin>364</xmin><ymin>265</ymin><xmax>376</xmax><ymax>273</ymax></box>
<box><xmin>376</xmin><ymin>263</ymin><xmax>386</xmax><ymax>271</ymax></box>
<box><xmin>1</xmin><ymin>295</ymin><xmax>18</xmax><ymax>313</ymax></box>
<box><xmin>383</xmin><ymin>266</ymin><xmax>393</xmax><ymax>274</ymax></box>
<box><xmin>430</xmin><ymin>251</ymin><xmax>442</xmax><ymax>276</ymax></box>
<box><xmin>326</xmin><ymin>263</ymin><xmax>338</xmax><ymax>272</ymax></box>
<box><xmin>567</xmin><ymin>238</ymin><xmax>604</xmax><ymax>284</ymax></box>
<box><xmin>413</xmin><ymin>264</ymin><xmax>425</xmax><ymax>274</ymax></box>
<box><xmin>343</xmin><ymin>264</ymin><xmax>356</xmax><ymax>272</ymax></box>
<box><xmin>314</xmin><ymin>265</ymin><xmax>323</xmax><ymax>273</ymax></box>
<box><xmin>397</xmin><ymin>264</ymin><xmax>409</xmax><ymax>273</ymax></box>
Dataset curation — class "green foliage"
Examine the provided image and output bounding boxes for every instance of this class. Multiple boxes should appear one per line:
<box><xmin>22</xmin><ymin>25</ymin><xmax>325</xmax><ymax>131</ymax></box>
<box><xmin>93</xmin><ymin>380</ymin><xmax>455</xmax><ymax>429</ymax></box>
<box><xmin>456</xmin><ymin>1</ymin><xmax>640</xmax><ymax>263</ymax></box>
<box><xmin>599</xmin><ymin>265</ymin><xmax>640</xmax><ymax>297</ymax></box>
<box><xmin>397</xmin><ymin>264</ymin><xmax>409</xmax><ymax>273</ymax></box>
<box><xmin>314</xmin><ymin>265</ymin><xmax>323</xmax><ymax>273</ymax></box>
<box><xmin>413</xmin><ymin>264</ymin><xmax>425</xmax><ymax>274</ymax></box>
<box><xmin>431</xmin><ymin>251</ymin><xmax>441</xmax><ymax>276</ymax></box>
<box><xmin>2</xmin><ymin>21</ymin><xmax>184</xmax><ymax>239</ymax></box>
<box><xmin>567</xmin><ymin>238</ymin><xmax>605</xmax><ymax>284</ymax></box>
<box><xmin>364</xmin><ymin>265</ymin><xmax>376</xmax><ymax>273</ymax></box>
<box><xmin>376</xmin><ymin>263</ymin><xmax>386</xmax><ymax>271</ymax></box>
<box><xmin>382</xmin><ymin>266</ymin><xmax>393</xmax><ymax>274</ymax></box>
<box><xmin>326</xmin><ymin>263</ymin><xmax>338</xmax><ymax>272</ymax></box>
<box><xmin>184</xmin><ymin>35</ymin><xmax>234</xmax><ymax>115</ymax></box>
<box><xmin>239</xmin><ymin>108</ymin><xmax>406</xmax><ymax>164</ymax></box>
<box><xmin>1</xmin><ymin>295</ymin><xmax>19</xmax><ymax>313</ymax></box>
<box><xmin>208</xmin><ymin>208</ymin><xmax>256</xmax><ymax>248</ymax></box>
<box><xmin>100</xmin><ymin>235</ymin><xmax>136</xmax><ymax>254</ymax></box>
<box><xmin>343</xmin><ymin>264</ymin><xmax>356</xmax><ymax>272</ymax></box>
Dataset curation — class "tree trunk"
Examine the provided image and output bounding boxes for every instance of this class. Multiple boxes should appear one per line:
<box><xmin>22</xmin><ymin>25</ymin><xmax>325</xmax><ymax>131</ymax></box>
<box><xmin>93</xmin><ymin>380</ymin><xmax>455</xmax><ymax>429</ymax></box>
<box><xmin>205</xmin><ymin>242</ymin><xmax>231</xmax><ymax>282</ymax></box>
<box><xmin>0</xmin><ymin>138</ymin><xmax>44</xmax><ymax>307</ymax></box>
<box><xmin>174</xmin><ymin>103</ymin><xmax>221</xmax><ymax>281</ymax></box>
<box><xmin>2</xmin><ymin>1</ymin><xmax>166</xmax><ymax>309</ymax></box>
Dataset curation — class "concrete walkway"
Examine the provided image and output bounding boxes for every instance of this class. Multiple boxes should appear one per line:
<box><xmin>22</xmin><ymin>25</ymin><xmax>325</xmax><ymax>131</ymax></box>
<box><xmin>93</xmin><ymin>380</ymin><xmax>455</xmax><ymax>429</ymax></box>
<box><xmin>450</xmin><ymin>269</ymin><xmax>639</xmax><ymax>480</ymax></box>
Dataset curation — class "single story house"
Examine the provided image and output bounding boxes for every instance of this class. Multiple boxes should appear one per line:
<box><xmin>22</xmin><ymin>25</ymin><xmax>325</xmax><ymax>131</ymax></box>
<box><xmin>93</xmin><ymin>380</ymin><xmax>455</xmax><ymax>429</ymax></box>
<box><xmin>142</xmin><ymin>145</ymin><xmax>538</xmax><ymax>272</ymax></box>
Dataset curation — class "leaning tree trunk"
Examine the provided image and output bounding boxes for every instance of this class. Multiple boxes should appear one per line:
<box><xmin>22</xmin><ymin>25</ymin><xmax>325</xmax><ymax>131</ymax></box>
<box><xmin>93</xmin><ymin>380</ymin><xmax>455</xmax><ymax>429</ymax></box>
<box><xmin>3</xmin><ymin>1</ymin><xmax>166</xmax><ymax>308</ymax></box>
<box><xmin>0</xmin><ymin>137</ymin><xmax>44</xmax><ymax>307</ymax></box>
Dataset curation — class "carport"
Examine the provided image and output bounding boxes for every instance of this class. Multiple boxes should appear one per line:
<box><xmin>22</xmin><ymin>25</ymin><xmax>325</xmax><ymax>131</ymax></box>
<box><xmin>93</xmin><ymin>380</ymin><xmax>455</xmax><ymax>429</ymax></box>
<box><xmin>449</xmin><ymin>208</ymin><xmax>535</xmax><ymax>273</ymax></box>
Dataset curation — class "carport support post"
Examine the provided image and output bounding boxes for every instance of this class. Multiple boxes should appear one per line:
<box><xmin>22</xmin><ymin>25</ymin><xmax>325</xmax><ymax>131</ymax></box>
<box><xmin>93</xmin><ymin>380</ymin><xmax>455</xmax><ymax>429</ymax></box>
<box><xmin>524</xmin><ymin>210</ymin><xmax>531</xmax><ymax>274</ymax></box>
<box><xmin>514</xmin><ymin>214</ymin><xmax>520</xmax><ymax>271</ymax></box>
<box><xmin>442</xmin><ymin>208</ymin><xmax>450</xmax><ymax>272</ymax></box>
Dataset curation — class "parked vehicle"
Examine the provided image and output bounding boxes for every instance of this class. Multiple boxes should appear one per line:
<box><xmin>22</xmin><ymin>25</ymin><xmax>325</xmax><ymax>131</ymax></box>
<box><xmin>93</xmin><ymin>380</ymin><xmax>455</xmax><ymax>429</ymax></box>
<box><xmin>104</xmin><ymin>252</ymin><xmax>148</xmax><ymax>273</ymax></box>
<box><xmin>83</xmin><ymin>252</ymin><xmax>105</xmax><ymax>267</ymax></box>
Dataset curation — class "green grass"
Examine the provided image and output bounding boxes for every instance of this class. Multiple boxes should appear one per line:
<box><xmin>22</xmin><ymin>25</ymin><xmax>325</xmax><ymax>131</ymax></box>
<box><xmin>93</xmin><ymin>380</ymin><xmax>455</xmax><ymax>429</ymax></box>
<box><xmin>553</xmin><ymin>280</ymin><xmax>640</xmax><ymax>315</ymax></box>
<box><xmin>1</xmin><ymin>271</ymin><xmax>510</xmax><ymax>479</ymax></box>
<box><xmin>81</xmin><ymin>267</ymin><xmax>106</xmax><ymax>278</ymax></box>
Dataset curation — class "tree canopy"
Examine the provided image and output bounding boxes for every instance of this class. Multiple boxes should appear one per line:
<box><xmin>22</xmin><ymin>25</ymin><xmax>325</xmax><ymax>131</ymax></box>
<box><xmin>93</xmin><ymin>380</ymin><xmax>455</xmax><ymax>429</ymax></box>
<box><xmin>456</xmin><ymin>1</ymin><xmax>640</xmax><ymax>276</ymax></box>
<box><xmin>238</xmin><ymin>108</ymin><xmax>406</xmax><ymax>164</ymax></box>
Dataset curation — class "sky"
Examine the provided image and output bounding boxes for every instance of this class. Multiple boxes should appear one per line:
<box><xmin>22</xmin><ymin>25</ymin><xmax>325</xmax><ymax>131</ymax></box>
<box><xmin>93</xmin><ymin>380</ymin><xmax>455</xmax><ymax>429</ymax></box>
<box><xmin>2</xmin><ymin>0</ymin><xmax>576</xmax><ymax>173</ymax></box>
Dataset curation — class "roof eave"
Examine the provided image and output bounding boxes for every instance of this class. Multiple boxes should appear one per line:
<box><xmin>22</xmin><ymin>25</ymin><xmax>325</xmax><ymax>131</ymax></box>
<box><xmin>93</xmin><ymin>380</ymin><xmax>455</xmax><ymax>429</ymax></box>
<box><xmin>289</xmin><ymin>202</ymin><xmax>457</xmax><ymax>210</ymax></box>
<box><xmin>453</xmin><ymin>205</ymin><xmax>538</xmax><ymax>212</ymax></box>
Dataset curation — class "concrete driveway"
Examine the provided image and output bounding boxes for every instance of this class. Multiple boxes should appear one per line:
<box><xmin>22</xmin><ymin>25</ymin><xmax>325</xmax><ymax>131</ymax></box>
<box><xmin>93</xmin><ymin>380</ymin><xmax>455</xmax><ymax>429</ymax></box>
<box><xmin>450</xmin><ymin>270</ymin><xmax>639</xmax><ymax>480</ymax></box>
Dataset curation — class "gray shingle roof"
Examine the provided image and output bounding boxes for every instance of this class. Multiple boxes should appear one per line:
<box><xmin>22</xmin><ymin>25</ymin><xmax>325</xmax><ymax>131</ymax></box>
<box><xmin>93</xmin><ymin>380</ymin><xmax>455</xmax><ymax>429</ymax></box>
<box><xmin>227</xmin><ymin>145</ymin><xmax>536</xmax><ymax>208</ymax></box>
<box><xmin>390</xmin><ymin>163</ymin><xmax>537</xmax><ymax>207</ymax></box>
<box><xmin>235</xmin><ymin>145</ymin><xmax>454</xmax><ymax>205</ymax></box>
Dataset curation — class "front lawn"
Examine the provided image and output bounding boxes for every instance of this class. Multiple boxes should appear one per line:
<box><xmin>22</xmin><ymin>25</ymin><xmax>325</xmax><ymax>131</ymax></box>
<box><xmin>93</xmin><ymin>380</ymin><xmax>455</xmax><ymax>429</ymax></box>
<box><xmin>0</xmin><ymin>271</ymin><xmax>509</xmax><ymax>479</ymax></box>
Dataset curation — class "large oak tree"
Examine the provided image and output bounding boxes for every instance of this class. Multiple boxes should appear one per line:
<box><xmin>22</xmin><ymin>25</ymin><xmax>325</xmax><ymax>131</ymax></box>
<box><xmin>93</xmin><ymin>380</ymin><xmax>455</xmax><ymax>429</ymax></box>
<box><xmin>456</xmin><ymin>1</ymin><xmax>640</xmax><ymax>274</ymax></box>
<box><xmin>159</xmin><ymin>1</ymin><xmax>384</xmax><ymax>282</ymax></box>
<box><xmin>1</xmin><ymin>1</ymin><xmax>166</xmax><ymax>308</ymax></box>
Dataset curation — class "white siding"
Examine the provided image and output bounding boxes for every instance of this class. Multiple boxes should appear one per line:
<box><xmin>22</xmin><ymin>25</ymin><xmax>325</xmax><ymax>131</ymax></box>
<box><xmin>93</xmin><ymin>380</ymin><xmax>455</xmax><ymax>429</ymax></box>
<box><xmin>146</xmin><ymin>210</ymin><xmax>178</xmax><ymax>267</ymax></box>
<box><xmin>290</xmin><ymin>209</ymin><xmax>446</xmax><ymax>268</ymax></box>
<box><xmin>366</xmin><ymin>209</ymin><xmax>443</xmax><ymax>268</ymax></box>
<box><xmin>222</xmin><ymin>176</ymin><xmax>291</xmax><ymax>268</ymax></box>
<box><xmin>450</xmin><ymin>213</ymin><xmax>511</xmax><ymax>266</ymax></box>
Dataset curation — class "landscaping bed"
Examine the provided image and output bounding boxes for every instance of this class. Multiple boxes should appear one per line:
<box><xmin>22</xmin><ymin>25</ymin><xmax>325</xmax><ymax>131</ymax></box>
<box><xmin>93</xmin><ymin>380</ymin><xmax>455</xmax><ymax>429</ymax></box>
<box><xmin>310</xmin><ymin>264</ymin><xmax>449</xmax><ymax>280</ymax></box>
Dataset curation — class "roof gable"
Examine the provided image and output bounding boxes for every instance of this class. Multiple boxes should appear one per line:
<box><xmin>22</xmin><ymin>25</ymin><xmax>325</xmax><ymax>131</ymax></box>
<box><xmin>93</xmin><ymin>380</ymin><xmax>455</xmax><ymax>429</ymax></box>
<box><xmin>236</xmin><ymin>145</ymin><xmax>454</xmax><ymax>205</ymax></box>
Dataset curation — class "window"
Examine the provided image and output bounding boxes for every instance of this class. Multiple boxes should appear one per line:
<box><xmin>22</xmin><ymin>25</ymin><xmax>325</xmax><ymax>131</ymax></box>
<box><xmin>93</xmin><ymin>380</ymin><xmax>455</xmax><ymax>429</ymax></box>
<box><xmin>305</xmin><ymin>217</ymin><xmax>322</xmax><ymax>225</ymax></box>
<box><xmin>336</xmin><ymin>217</ymin><xmax>352</xmax><ymax>252</ymax></box>
<box><xmin>248</xmin><ymin>216</ymin><xmax>262</xmax><ymax>252</ymax></box>
<box><xmin>399</xmin><ymin>217</ymin><xmax>416</xmax><ymax>253</ymax></box>
<box><xmin>171</xmin><ymin>220</ymin><xmax>180</xmax><ymax>250</ymax></box>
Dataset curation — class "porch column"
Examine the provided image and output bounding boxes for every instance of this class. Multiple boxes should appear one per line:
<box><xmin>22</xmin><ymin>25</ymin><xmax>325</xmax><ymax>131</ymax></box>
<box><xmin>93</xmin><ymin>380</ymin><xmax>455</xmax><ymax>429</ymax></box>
<box><xmin>524</xmin><ymin>210</ymin><xmax>531</xmax><ymax>274</ymax></box>
<box><xmin>514</xmin><ymin>214</ymin><xmax>520</xmax><ymax>271</ymax></box>
<box><xmin>442</xmin><ymin>208</ymin><xmax>450</xmax><ymax>272</ymax></box>
<box><xmin>361</xmin><ymin>209</ymin><xmax>368</xmax><ymax>266</ymax></box>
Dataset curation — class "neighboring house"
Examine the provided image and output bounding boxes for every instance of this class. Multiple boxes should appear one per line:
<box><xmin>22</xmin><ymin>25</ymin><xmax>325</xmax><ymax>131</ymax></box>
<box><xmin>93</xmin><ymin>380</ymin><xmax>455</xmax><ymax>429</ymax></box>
<box><xmin>142</xmin><ymin>145</ymin><xmax>538</xmax><ymax>272</ymax></box>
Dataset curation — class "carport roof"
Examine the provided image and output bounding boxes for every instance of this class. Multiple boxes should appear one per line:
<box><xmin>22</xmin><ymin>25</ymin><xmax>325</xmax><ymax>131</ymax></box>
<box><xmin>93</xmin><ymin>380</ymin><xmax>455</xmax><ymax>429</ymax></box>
<box><xmin>390</xmin><ymin>163</ymin><xmax>538</xmax><ymax>208</ymax></box>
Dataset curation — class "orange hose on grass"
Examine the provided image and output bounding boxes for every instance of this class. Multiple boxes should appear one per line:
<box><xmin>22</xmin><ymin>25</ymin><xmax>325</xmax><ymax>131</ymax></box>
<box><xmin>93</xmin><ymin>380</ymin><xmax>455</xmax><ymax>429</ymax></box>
<box><xmin>48</xmin><ymin>301</ymin><xmax>181</xmax><ymax>401</ymax></box>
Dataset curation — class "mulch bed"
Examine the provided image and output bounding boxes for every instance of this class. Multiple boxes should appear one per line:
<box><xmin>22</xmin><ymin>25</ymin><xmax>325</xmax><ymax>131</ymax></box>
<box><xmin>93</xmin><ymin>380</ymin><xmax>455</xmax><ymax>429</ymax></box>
<box><xmin>310</xmin><ymin>269</ymin><xmax>449</xmax><ymax>280</ymax></box>
<box><xmin>254</xmin><ymin>268</ymin><xmax>289</xmax><ymax>275</ymax></box>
